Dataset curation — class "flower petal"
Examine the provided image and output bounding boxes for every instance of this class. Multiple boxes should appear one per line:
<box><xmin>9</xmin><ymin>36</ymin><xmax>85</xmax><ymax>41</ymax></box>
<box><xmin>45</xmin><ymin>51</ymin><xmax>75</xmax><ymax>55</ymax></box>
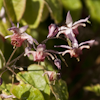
<box><xmin>47</xmin><ymin>24</ymin><xmax>58</xmax><ymax>38</ymax></box>
<box><xmin>37</xmin><ymin>44</ymin><xmax>46</xmax><ymax>51</ymax></box>
<box><xmin>54</xmin><ymin>45</ymin><xmax>72</xmax><ymax>49</ymax></box>
<box><xmin>54</xmin><ymin>59</ymin><xmax>61</xmax><ymax>69</ymax></box>
<box><xmin>73</xmin><ymin>16</ymin><xmax>90</xmax><ymax>26</ymax></box>
<box><xmin>19</xmin><ymin>25</ymin><xmax>28</xmax><ymax>33</ymax></box>
<box><xmin>8</xmin><ymin>27</ymin><xmax>19</xmax><ymax>34</ymax></box>
<box><xmin>21</xmin><ymin>33</ymin><xmax>35</xmax><ymax>45</ymax></box>
<box><xmin>25</xmin><ymin>47</ymin><xmax>31</xmax><ymax>57</ymax></box>
<box><xmin>79</xmin><ymin>40</ymin><xmax>95</xmax><ymax>47</ymax></box>
<box><xmin>5</xmin><ymin>35</ymin><xmax>12</xmax><ymax>39</ymax></box>
<box><xmin>0</xmin><ymin>7</ymin><xmax>5</xmax><ymax>18</ymax></box>
<box><xmin>79</xmin><ymin>45</ymin><xmax>90</xmax><ymax>50</ymax></box>
<box><xmin>62</xmin><ymin>50</ymin><xmax>72</xmax><ymax>56</ymax></box>
<box><xmin>66</xmin><ymin>29</ymin><xmax>78</xmax><ymax>48</ymax></box>
<box><xmin>43</xmin><ymin>71</ymin><xmax>57</xmax><ymax>81</ymax></box>
<box><xmin>66</xmin><ymin>11</ymin><xmax>73</xmax><ymax>27</ymax></box>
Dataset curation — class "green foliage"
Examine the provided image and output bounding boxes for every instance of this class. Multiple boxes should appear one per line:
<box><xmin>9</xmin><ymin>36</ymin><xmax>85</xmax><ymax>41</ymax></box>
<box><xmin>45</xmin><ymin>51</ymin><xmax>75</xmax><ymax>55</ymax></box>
<box><xmin>0</xmin><ymin>0</ymin><xmax>3</xmax><ymax>10</ymax></box>
<box><xmin>17</xmin><ymin>64</ymin><xmax>50</xmax><ymax>100</ymax></box>
<box><xmin>11</xmin><ymin>83</ymin><xmax>44</xmax><ymax>100</ymax></box>
<box><xmin>84</xmin><ymin>84</ymin><xmax>100</xmax><ymax>96</ymax></box>
<box><xmin>3</xmin><ymin>0</ymin><xmax>26</xmax><ymax>22</ymax></box>
<box><xmin>0</xmin><ymin>83</ymin><xmax>12</xmax><ymax>95</ymax></box>
<box><xmin>41</xmin><ymin>4</ymin><xmax>49</xmax><ymax>22</ymax></box>
<box><xmin>0</xmin><ymin>37</ymin><xmax>5</xmax><ymax>69</ymax></box>
<box><xmin>45</xmin><ymin>0</ymin><xmax>62</xmax><ymax>24</ymax></box>
<box><xmin>0</xmin><ymin>19</ymin><xmax>11</xmax><ymax>37</ymax></box>
<box><xmin>85</xmin><ymin>0</ymin><xmax>100</xmax><ymax>22</ymax></box>
<box><xmin>0</xmin><ymin>50</ymin><xmax>5</xmax><ymax>69</ymax></box>
<box><xmin>50</xmin><ymin>79</ymin><xmax>69</xmax><ymax>100</ymax></box>
<box><xmin>0</xmin><ymin>0</ymin><xmax>100</xmax><ymax>100</ymax></box>
<box><xmin>60</xmin><ymin>0</ymin><xmax>82</xmax><ymax>21</ymax></box>
<box><xmin>22</xmin><ymin>0</ymin><xmax>44</xmax><ymax>28</ymax></box>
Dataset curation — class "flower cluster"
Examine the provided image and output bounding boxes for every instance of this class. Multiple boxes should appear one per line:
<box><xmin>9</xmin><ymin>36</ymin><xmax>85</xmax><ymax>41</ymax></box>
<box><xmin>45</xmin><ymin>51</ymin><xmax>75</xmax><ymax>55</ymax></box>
<box><xmin>5</xmin><ymin>11</ymin><xmax>95</xmax><ymax>81</ymax></box>
<box><xmin>48</xmin><ymin>11</ymin><xmax>95</xmax><ymax>58</ymax></box>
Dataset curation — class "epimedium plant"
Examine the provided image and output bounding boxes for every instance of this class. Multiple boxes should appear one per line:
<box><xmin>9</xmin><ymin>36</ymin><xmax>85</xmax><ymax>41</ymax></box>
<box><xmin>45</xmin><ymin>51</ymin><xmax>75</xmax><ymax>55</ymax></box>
<box><xmin>0</xmin><ymin>0</ymin><xmax>99</xmax><ymax>100</ymax></box>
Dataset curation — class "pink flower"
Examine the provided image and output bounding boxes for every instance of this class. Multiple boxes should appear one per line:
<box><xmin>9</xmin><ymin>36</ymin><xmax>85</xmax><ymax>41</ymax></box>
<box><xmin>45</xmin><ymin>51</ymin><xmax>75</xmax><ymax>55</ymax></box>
<box><xmin>43</xmin><ymin>71</ymin><xmax>60</xmax><ymax>81</ymax></box>
<box><xmin>57</xmin><ymin>11</ymin><xmax>90</xmax><ymax>43</ymax></box>
<box><xmin>24</xmin><ymin>44</ymin><xmax>59</xmax><ymax>62</ymax></box>
<box><xmin>5</xmin><ymin>23</ymin><xmax>38</xmax><ymax>47</ymax></box>
<box><xmin>55</xmin><ymin>40</ymin><xmax>95</xmax><ymax>58</ymax></box>
<box><xmin>47</xmin><ymin>24</ymin><xmax>58</xmax><ymax>38</ymax></box>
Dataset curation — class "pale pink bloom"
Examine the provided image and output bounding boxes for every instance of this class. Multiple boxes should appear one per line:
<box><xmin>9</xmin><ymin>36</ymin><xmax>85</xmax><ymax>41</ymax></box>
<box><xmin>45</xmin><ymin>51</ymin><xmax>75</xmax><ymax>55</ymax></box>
<box><xmin>5</xmin><ymin>23</ymin><xmax>38</xmax><ymax>47</ymax></box>
<box><xmin>43</xmin><ymin>71</ymin><xmax>60</xmax><ymax>81</ymax></box>
<box><xmin>47</xmin><ymin>24</ymin><xmax>58</xmax><ymax>38</ymax></box>
<box><xmin>55</xmin><ymin>40</ymin><xmax>95</xmax><ymax>58</ymax></box>
<box><xmin>25</xmin><ymin>47</ymin><xmax>31</xmax><ymax>57</ymax></box>
<box><xmin>24</xmin><ymin>44</ymin><xmax>59</xmax><ymax>62</ymax></box>
<box><xmin>57</xmin><ymin>11</ymin><xmax>90</xmax><ymax>44</ymax></box>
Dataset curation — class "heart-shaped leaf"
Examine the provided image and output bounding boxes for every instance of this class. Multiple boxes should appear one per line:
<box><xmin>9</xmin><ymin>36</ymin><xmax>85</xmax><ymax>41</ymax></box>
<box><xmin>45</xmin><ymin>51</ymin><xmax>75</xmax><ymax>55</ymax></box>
<box><xmin>17</xmin><ymin>64</ymin><xmax>50</xmax><ymax>100</ymax></box>
<box><xmin>11</xmin><ymin>83</ymin><xmax>44</xmax><ymax>100</ymax></box>
<box><xmin>22</xmin><ymin>0</ymin><xmax>44</xmax><ymax>28</ymax></box>
<box><xmin>3</xmin><ymin>0</ymin><xmax>26</xmax><ymax>22</ymax></box>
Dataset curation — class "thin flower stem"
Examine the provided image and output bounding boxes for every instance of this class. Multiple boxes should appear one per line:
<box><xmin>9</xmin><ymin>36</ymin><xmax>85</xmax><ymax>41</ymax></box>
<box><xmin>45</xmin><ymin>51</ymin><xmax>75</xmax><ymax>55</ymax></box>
<box><xmin>8</xmin><ymin>52</ymin><xmax>24</xmax><ymax>65</ymax></box>
<box><xmin>59</xmin><ymin>55</ymin><xmax>68</xmax><ymax>67</ymax></box>
<box><xmin>50</xmin><ymin>85</ymin><xmax>59</xmax><ymax>100</ymax></box>
<box><xmin>41</xmin><ymin>37</ymin><xmax>67</xmax><ymax>44</ymax></box>
<box><xmin>41</xmin><ymin>37</ymin><xmax>57</xmax><ymax>44</ymax></box>
<box><xmin>6</xmin><ymin>47</ymin><xmax>18</xmax><ymax>65</ymax></box>
<box><xmin>2</xmin><ymin>52</ymin><xmax>24</xmax><ymax>71</ymax></box>
<box><xmin>6</xmin><ymin>66</ymin><xmax>26</xmax><ymax>84</ymax></box>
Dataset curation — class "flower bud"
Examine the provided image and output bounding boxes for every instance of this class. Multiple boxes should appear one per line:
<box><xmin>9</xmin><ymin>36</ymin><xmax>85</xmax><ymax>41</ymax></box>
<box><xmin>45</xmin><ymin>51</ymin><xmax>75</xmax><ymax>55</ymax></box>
<box><xmin>54</xmin><ymin>59</ymin><xmax>61</xmax><ymax>69</ymax></box>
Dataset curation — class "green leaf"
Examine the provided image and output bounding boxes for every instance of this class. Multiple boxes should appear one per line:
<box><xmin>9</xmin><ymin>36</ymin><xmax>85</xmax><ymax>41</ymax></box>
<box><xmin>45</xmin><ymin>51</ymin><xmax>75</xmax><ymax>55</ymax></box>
<box><xmin>50</xmin><ymin>79</ymin><xmax>69</xmax><ymax>100</ymax></box>
<box><xmin>11</xmin><ymin>83</ymin><xmax>44</xmax><ymax>100</ymax></box>
<box><xmin>0</xmin><ymin>0</ymin><xmax>3</xmax><ymax>10</ymax></box>
<box><xmin>0</xmin><ymin>83</ymin><xmax>12</xmax><ymax>95</ymax></box>
<box><xmin>84</xmin><ymin>84</ymin><xmax>100</xmax><ymax>96</ymax></box>
<box><xmin>41</xmin><ymin>4</ymin><xmax>49</xmax><ymax>22</ymax></box>
<box><xmin>22</xmin><ymin>0</ymin><xmax>44</xmax><ymax>28</ymax></box>
<box><xmin>17</xmin><ymin>64</ymin><xmax>50</xmax><ymax>100</ymax></box>
<box><xmin>0</xmin><ymin>19</ymin><xmax>11</xmax><ymax>37</ymax></box>
<box><xmin>3</xmin><ymin>0</ymin><xmax>26</xmax><ymax>22</ymax></box>
<box><xmin>85</xmin><ymin>0</ymin><xmax>100</xmax><ymax>22</ymax></box>
<box><xmin>60</xmin><ymin>0</ymin><xmax>82</xmax><ymax>21</ymax></box>
<box><xmin>45</xmin><ymin>0</ymin><xmax>62</xmax><ymax>23</ymax></box>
